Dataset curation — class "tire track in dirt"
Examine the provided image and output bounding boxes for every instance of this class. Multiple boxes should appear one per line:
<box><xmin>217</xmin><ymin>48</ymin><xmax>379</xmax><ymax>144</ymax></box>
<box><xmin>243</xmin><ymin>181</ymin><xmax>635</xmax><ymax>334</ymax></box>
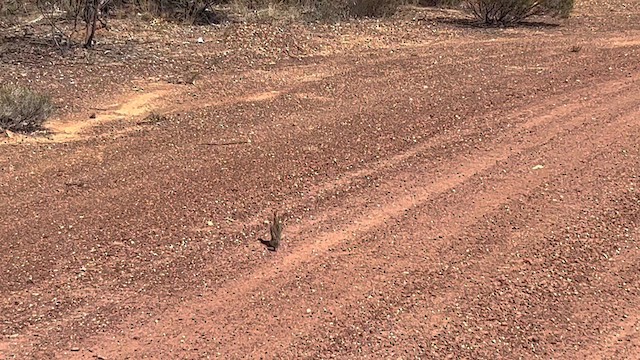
<box><xmin>377</xmin><ymin>98</ymin><xmax>640</xmax><ymax>359</ymax></box>
<box><xmin>240</xmin><ymin>75</ymin><xmax>640</xmax><ymax>358</ymax></box>
<box><xmin>188</xmin><ymin>36</ymin><xmax>635</xmax><ymax>238</ymax></box>
<box><xmin>573</xmin><ymin>224</ymin><xmax>640</xmax><ymax>360</ymax></box>
<box><xmin>72</xmin><ymin>72</ymin><xmax>640</xmax><ymax>358</ymax></box>
<box><xmin>188</xmin><ymin>69</ymin><xmax>636</xmax><ymax>250</ymax></box>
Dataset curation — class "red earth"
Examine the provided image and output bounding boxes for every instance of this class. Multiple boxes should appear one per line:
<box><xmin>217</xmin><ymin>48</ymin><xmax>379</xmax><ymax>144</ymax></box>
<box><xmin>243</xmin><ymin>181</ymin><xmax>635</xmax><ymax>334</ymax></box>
<box><xmin>1</xmin><ymin>1</ymin><xmax>640</xmax><ymax>358</ymax></box>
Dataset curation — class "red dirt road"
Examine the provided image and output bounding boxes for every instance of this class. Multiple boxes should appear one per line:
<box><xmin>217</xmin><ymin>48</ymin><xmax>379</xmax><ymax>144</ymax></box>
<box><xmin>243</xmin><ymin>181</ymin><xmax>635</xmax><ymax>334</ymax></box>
<box><xmin>2</xmin><ymin>2</ymin><xmax>640</xmax><ymax>359</ymax></box>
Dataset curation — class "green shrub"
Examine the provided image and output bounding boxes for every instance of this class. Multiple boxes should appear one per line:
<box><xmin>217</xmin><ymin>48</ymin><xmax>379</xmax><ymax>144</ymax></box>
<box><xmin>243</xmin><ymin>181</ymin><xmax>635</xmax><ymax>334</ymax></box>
<box><xmin>464</xmin><ymin>0</ymin><xmax>574</xmax><ymax>25</ymax></box>
<box><xmin>0</xmin><ymin>85</ymin><xmax>54</xmax><ymax>133</ymax></box>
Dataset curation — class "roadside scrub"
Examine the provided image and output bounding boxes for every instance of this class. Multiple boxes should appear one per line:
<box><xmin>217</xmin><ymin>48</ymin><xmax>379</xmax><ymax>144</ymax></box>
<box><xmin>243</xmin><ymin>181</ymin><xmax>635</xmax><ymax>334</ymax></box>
<box><xmin>0</xmin><ymin>85</ymin><xmax>54</xmax><ymax>134</ymax></box>
<box><xmin>463</xmin><ymin>0</ymin><xmax>574</xmax><ymax>25</ymax></box>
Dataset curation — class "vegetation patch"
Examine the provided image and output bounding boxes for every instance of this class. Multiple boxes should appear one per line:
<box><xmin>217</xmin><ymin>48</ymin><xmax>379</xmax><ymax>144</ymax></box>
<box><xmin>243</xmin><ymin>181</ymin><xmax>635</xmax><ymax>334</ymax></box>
<box><xmin>0</xmin><ymin>85</ymin><xmax>54</xmax><ymax>133</ymax></box>
<box><xmin>463</xmin><ymin>0</ymin><xmax>574</xmax><ymax>25</ymax></box>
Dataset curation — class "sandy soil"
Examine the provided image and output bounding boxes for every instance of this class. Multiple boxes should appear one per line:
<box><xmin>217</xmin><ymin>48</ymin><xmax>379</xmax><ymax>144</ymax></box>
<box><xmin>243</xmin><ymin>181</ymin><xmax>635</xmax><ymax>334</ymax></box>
<box><xmin>1</xmin><ymin>1</ymin><xmax>640</xmax><ymax>358</ymax></box>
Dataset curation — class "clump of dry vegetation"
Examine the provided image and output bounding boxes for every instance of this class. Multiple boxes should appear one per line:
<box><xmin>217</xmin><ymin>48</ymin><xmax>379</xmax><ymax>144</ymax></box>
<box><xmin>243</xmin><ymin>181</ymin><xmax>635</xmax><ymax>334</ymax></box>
<box><xmin>418</xmin><ymin>0</ymin><xmax>462</xmax><ymax>7</ymax></box>
<box><xmin>107</xmin><ymin>0</ymin><xmax>223</xmax><ymax>24</ymax></box>
<box><xmin>226</xmin><ymin>0</ymin><xmax>411</xmax><ymax>22</ymax></box>
<box><xmin>1</xmin><ymin>0</ymin><xmax>416</xmax><ymax>26</ymax></box>
<box><xmin>0</xmin><ymin>85</ymin><xmax>54</xmax><ymax>133</ymax></box>
<box><xmin>463</xmin><ymin>0</ymin><xmax>574</xmax><ymax>25</ymax></box>
<box><xmin>347</xmin><ymin>0</ymin><xmax>407</xmax><ymax>17</ymax></box>
<box><xmin>1</xmin><ymin>0</ymin><xmax>574</xmax><ymax>29</ymax></box>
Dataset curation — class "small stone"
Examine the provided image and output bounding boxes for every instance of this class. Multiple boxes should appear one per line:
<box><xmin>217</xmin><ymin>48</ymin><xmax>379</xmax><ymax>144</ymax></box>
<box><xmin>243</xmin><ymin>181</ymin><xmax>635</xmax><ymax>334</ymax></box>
<box><xmin>70</xmin><ymin>347</ymin><xmax>80</xmax><ymax>351</ymax></box>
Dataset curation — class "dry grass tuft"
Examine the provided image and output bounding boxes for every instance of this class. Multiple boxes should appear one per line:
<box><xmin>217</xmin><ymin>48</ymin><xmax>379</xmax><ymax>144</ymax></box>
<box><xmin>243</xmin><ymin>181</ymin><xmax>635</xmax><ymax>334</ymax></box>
<box><xmin>0</xmin><ymin>85</ymin><xmax>54</xmax><ymax>133</ymax></box>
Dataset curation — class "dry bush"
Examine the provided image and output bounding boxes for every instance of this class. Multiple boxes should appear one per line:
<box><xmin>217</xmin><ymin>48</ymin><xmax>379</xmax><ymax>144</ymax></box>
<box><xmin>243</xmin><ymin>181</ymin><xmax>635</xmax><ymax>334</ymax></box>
<box><xmin>298</xmin><ymin>0</ymin><xmax>346</xmax><ymax>21</ymax></box>
<box><xmin>3</xmin><ymin>0</ymin><xmax>413</xmax><ymax>25</ymax></box>
<box><xmin>540</xmin><ymin>0</ymin><xmax>573</xmax><ymax>17</ymax></box>
<box><xmin>347</xmin><ymin>0</ymin><xmax>406</xmax><ymax>17</ymax></box>
<box><xmin>0</xmin><ymin>85</ymin><xmax>54</xmax><ymax>133</ymax></box>
<box><xmin>52</xmin><ymin>0</ymin><xmax>224</xmax><ymax>24</ymax></box>
<box><xmin>418</xmin><ymin>0</ymin><xmax>462</xmax><ymax>7</ymax></box>
<box><xmin>464</xmin><ymin>0</ymin><xmax>573</xmax><ymax>25</ymax></box>
<box><xmin>229</xmin><ymin>0</ymin><xmax>410</xmax><ymax>22</ymax></box>
<box><xmin>0</xmin><ymin>0</ymin><xmax>34</xmax><ymax>27</ymax></box>
<box><xmin>228</xmin><ymin>0</ymin><xmax>310</xmax><ymax>22</ymax></box>
<box><xmin>132</xmin><ymin>0</ymin><xmax>222</xmax><ymax>24</ymax></box>
<box><xmin>0</xmin><ymin>0</ymin><xmax>32</xmax><ymax>16</ymax></box>
<box><xmin>313</xmin><ymin>0</ymin><xmax>410</xmax><ymax>19</ymax></box>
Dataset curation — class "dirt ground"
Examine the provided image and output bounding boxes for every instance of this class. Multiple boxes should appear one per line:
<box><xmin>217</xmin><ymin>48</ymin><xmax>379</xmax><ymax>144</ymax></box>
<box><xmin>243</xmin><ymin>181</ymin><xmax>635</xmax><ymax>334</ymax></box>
<box><xmin>1</xmin><ymin>1</ymin><xmax>640</xmax><ymax>358</ymax></box>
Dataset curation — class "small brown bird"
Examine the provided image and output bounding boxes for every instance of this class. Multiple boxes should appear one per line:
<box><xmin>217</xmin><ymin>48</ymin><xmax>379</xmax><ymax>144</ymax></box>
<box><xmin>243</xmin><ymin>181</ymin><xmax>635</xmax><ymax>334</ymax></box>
<box><xmin>261</xmin><ymin>211</ymin><xmax>283</xmax><ymax>251</ymax></box>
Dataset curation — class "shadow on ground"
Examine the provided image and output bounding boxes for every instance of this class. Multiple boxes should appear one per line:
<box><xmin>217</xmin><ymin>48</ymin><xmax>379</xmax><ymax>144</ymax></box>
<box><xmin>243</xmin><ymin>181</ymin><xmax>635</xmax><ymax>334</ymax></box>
<box><xmin>433</xmin><ymin>16</ymin><xmax>561</xmax><ymax>29</ymax></box>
